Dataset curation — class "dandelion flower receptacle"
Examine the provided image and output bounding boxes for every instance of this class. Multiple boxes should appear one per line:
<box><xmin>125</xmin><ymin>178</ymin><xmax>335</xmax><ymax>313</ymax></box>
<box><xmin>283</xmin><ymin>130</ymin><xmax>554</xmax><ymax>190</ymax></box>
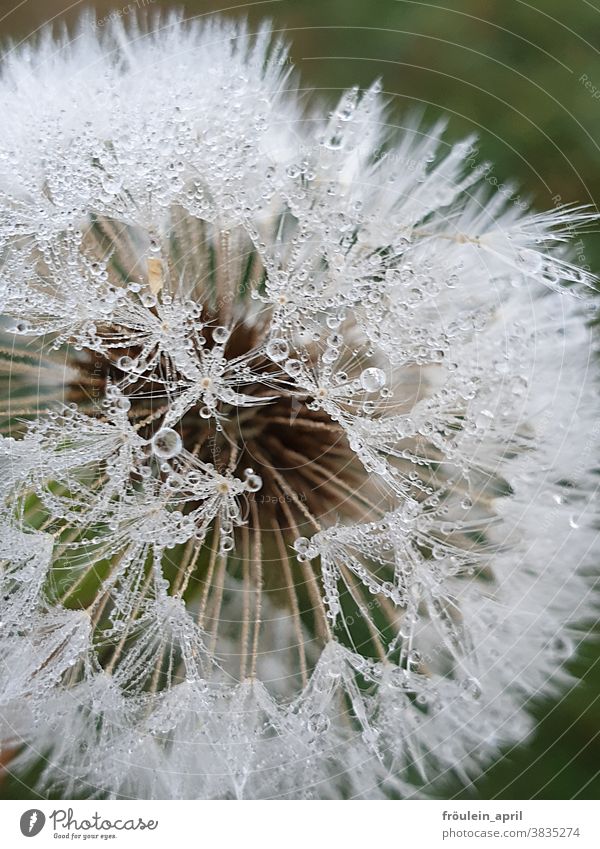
<box><xmin>0</xmin><ymin>15</ymin><xmax>597</xmax><ymax>799</ymax></box>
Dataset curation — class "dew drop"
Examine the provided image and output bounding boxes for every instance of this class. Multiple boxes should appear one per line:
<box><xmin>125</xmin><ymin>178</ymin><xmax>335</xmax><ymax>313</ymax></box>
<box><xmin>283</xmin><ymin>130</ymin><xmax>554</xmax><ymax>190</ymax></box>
<box><xmin>220</xmin><ymin>536</ymin><xmax>234</xmax><ymax>554</ymax></box>
<box><xmin>151</xmin><ymin>428</ymin><xmax>182</xmax><ymax>460</ymax></box>
<box><xmin>213</xmin><ymin>326</ymin><xmax>230</xmax><ymax>345</ymax></box>
<box><xmin>284</xmin><ymin>358</ymin><xmax>303</xmax><ymax>377</ymax></box>
<box><xmin>461</xmin><ymin>676</ymin><xmax>482</xmax><ymax>701</ymax></box>
<box><xmin>117</xmin><ymin>356</ymin><xmax>135</xmax><ymax>372</ymax></box>
<box><xmin>294</xmin><ymin>537</ymin><xmax>309</xmax><ymax>552</ymax></box>
<box><xmin>307</xmin><ymin>713</ymin><xmax>330</xmax><ymax>735</ymax></box>
<box><xmin>360</xmin><ymin>367</ymin><xmax>386</xmax><ymax>392</ymax></box>
<box><xmin>141</xmin><ymin>291</ymin><xmax>157</xmax><ymax>308</ymax></box>
<box><xmin>549</xmin><ymin>634</ymin><xmax>574</xmax><ymax>661</ymax></box>
<box><xmin>475</xmin><ymin>409</ymin><xmax>494</xmax><ymax>429</ymax></box>
<box><xmin>244</xmin><ymin>469</ymin><xmax>263</xmax><ymax>492</ymax></box>
<box><xmin>324</xmin><ymin>135</ymin><xmax>343</xmax><ymax>151</ymax></box>
<box><xmin>407</xmin><ymin>649</ymin><xmax>422</xmax><ymax>670</ymax></box>
<box><xmin>266</xmin><ymin>338</ymin><xmax>289</xmax><ymax>362</ymax></box>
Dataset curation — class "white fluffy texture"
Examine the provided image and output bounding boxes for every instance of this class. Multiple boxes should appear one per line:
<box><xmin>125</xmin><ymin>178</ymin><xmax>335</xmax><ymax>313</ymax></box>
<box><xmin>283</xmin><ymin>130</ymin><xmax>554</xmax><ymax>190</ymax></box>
<box><xmin>0</xmin><ymin>15</ymin><xmax>598</xmax><ymax>799</ymax></box>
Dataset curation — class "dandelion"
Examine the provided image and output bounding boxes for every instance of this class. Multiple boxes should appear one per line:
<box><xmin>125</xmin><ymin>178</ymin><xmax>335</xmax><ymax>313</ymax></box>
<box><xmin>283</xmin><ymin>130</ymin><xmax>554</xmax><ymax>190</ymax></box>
<box><xmin>0</xmin><ymin>14</ymin><xmax>598</xmax><ymax>799</ymax></box>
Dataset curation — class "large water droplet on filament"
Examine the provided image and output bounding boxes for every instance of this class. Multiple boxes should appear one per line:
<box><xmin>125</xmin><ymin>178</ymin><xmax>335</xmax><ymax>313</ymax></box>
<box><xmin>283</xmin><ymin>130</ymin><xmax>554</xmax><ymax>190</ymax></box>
<box><xmin>360</xmin><ymin>367</ymin><xmax>386</xmax><ymax>392</ymax></box>
<box><xmin>151</xmin><ymin>428</ymin><xmax>182</xmax><ymax>460</ymax></box>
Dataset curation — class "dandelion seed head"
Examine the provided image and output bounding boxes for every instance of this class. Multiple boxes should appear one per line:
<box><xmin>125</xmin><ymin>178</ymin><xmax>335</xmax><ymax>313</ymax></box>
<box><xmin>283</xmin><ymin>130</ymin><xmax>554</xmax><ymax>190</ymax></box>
<box><xmin>0</xmin><ymin>13</ymin><xmax>598</xmax><ymax>800</ymax></box>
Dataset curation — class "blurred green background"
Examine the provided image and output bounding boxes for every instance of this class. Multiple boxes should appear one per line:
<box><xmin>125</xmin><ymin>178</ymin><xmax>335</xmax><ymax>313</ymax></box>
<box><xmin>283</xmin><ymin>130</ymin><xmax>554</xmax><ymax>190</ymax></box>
<box><xmin>0</xmin><ymin>0</ymin><xmax>598</xmax><ymax>800</ymax></box>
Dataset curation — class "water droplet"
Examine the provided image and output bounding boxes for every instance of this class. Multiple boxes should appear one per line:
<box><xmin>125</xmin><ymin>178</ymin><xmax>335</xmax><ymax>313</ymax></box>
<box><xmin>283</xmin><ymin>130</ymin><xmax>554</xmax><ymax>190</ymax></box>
<box><xmin>517</xmin><ymin>249</ymin><xmax>543</xmax><ymax>275</ymax></box>
<box><xmin>151</xmin><ymin>428</ymin><xmax>182</xmax><ymax>460</ymax></box>
<box><xmin>141</xmin><ymin>291</ymin><xmax>157</xmax><ymax>308</ymax></box>
<box><xmin>324</xmin><ymin>135</ymin><xmax>343</xmax><ymax>151</ymax></box>
<box><xmin>266</xmin><ymin>338</ymin><xmax>289</xmax><ymax>362</ymax></box>
<box><xmin>294</xmin><ymin>537</ymin><xmax>310</xmax><ymax>554</ymax></box>
<box><xmin>361</xmin><ymin>728</ymin><xmax>379</xmax><ymax>748</ymax></box>
<box><xmin>307</xmin><ymin>713</ymin><xmax>330</xmax><ymax>735</ymax></box>
<box><xmin>213</xmin><ymin>326</ymin><xmax>230</xmax><ymax>345</ymax></box>
<box><xmin>549</xmin><ymin>634</ymin><xmax>573</xmax><ymax>661</ymax></box>
<box><xmin>475</xmin><ymin>409</ymin><xmax>494</xmax><ymax>429</ymax></box>
<box><xmin>220</xmin><ymin>536</ymin><xmax>234</xmax><ymax>554</ymax></box>
<box><xmin>461</xmin><ymin>676</ymin><xmax>482</xmax><ymax>700</ymax></box>
<box><xmin>407</xmin><ymin>649</ymin><xmax>422</xmax><ymax>670</ymax></box>
<box><xmin>360</xmin><ymin>367</ymin><xmax>386</xmax><ymax>392</ymax></box>
<box><xmin>243</xmin><ymin>469</ymin><xmax>262</xmax><ymax>492</ymax></box>
<box><xmin>117</xmin><ymin>356</ymin><xmax>135</xmax><ymax>372</ymax></box>
<box><xmin>101</xmin><ymin>174</ymin><xmax>122</xmax><ymax>194</ymax></box>
<box><xmin>284</xmin><ymin>358</ymin><xmax>303</xmax><ymax>378</ymax></box>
